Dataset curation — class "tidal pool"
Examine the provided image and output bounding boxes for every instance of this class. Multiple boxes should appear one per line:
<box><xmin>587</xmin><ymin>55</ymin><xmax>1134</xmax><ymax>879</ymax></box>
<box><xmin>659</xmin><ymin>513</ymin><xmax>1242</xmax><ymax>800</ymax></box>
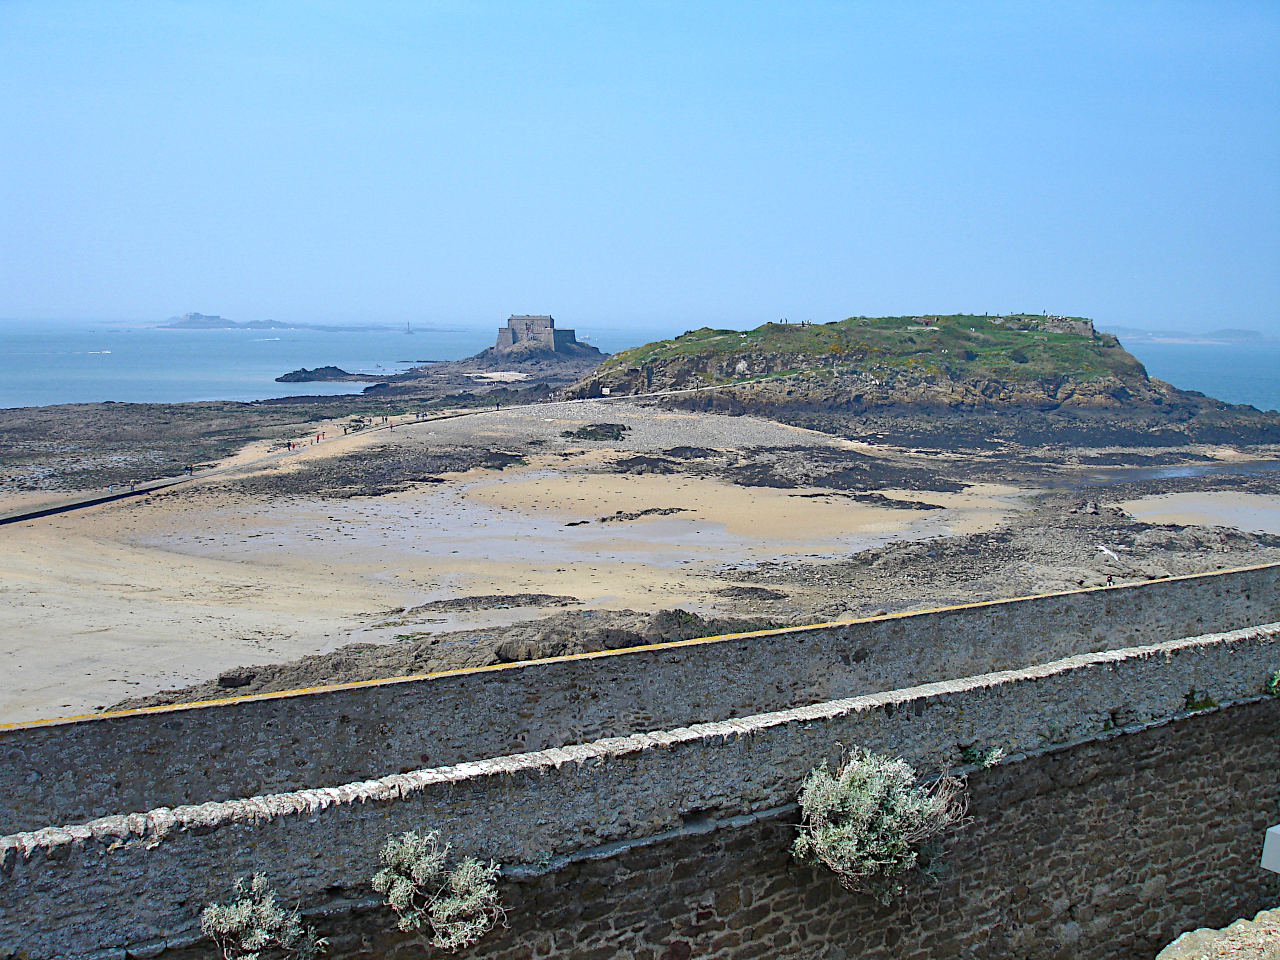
<box><xmin>1118</xmin><ymin>492</ymin><xmax>1280</xmax><ymax>535</ymax></box>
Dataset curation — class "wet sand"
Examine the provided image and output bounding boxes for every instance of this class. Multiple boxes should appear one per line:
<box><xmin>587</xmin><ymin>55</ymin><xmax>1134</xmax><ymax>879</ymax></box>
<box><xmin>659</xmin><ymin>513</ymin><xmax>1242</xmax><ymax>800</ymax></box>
<box><xmin>3</xmin><ymin>400</ymin><xmax>1278</xmax><ymax>724</ymax></box>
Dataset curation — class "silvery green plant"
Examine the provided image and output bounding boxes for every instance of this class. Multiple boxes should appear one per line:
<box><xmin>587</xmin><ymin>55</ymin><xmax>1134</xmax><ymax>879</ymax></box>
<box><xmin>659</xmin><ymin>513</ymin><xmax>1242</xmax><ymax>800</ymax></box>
<box><xmin>201</xmin><ymin>873</ymin><xmax>326</xmax><ymax>960</ymax></box>
<box><xmin>794</xmin><ymin>748</ymin><xmax>967</xmax><ymax>904</ymax></box>
<box><xmin>372</xmin><ymin>831</ymin><xmax>503</xmax><ymax>952</ymax></box>
<box><xmin>960</xmin><ymin>743</ymin><xmax>1006</xmax><ymax>768</ymax></box>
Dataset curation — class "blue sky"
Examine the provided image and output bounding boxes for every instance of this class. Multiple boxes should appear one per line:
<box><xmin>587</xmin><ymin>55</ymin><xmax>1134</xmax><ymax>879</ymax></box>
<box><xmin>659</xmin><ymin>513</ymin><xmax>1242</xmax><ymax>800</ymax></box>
<box><xmin>2</xmin><ymin>1</ymin><xmax>1277</xmax><ymax>334</ymax></box>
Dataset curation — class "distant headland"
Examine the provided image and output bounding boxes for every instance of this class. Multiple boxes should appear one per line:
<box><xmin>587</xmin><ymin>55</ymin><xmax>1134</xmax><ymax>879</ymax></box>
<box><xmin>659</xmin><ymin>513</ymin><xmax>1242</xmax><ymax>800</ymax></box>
<box><xmin>158</xmin><ymin>312</ymin><xmax>394</xmax><ymax>333</ymax></box>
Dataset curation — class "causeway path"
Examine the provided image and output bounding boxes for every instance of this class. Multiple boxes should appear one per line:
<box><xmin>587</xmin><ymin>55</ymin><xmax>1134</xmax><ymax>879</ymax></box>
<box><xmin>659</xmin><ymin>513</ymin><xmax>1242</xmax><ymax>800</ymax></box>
<box><xmin>0</xmin><ymin>380</ymin><xmax>769</xmax><ymax>528</ymax></box>
<box><xmin>0</xmin><ymin>408</ymin><xmax>480</xmax><ymax>527</ymax></box>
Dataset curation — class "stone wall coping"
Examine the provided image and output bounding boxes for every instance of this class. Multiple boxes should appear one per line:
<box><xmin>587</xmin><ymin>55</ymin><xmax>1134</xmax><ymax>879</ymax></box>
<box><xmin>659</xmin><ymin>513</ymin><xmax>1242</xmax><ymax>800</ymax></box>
<box><xmin>4</xmin><ymin>561</ymin><xmax>1275</xmax><ymax>733</ymax></box>
<box><xmin>4</xmin><ymin>621</ymin><xmax>1275</xmax><ymax>866</ymax></box>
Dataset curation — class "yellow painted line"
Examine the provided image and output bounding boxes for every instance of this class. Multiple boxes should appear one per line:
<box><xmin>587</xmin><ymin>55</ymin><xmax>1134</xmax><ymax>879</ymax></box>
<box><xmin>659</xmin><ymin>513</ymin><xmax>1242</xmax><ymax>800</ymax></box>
<box><xmin>3</xmin><ymin>560</ymin><xmax>1275</xmax><ymax>732</ymax></box>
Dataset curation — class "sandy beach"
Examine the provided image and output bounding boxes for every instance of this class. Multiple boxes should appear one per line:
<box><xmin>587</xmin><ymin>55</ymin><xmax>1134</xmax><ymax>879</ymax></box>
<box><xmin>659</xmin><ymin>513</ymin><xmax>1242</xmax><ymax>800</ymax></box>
<box><xmin>2</xmin><ymin>399</ymin><xmax>1279</xmax><ymax>723</ymax></box>
<box><xmin>0</xmin><ymin>403</ymin><xmax>1005</xmax><ymax>720</ymax></box>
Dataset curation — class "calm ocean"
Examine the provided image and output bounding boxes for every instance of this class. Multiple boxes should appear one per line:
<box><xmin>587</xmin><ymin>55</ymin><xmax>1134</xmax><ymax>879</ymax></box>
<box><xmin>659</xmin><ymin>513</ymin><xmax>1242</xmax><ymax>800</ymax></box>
<box><xmin>0</xmin><ymin>321</ymin><xmax>1276</xmax><ymax>414</ymax></box>
<box><xmin>1122</xmin><ymin>340</ymin><xmax>1280</xmax><ymax>414</ymax></box>
<box><xmin>0</xmin><ymin>320</ymin><xmax>663</xmax><ymax>409</ymax></box>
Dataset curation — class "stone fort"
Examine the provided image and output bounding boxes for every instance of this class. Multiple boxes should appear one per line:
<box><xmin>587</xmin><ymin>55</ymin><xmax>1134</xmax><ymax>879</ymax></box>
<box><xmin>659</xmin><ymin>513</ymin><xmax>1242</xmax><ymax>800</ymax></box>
<box><xmin>2</xmin><ymin>564</ymin><xmax>1278</xmax><ymax>959</ymax></box>
<box><xmin>494</xmin><ymin>314</ymin><xmax>581</xmax><ymax>352</ymax></box>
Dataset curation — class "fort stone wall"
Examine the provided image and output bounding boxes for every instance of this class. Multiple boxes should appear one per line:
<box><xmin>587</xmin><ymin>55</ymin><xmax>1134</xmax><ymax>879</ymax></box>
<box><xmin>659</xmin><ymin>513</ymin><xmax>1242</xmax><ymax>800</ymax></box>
<box><xmin>2</xmin><ymin>563</ymin><xmax>1276</xmax><ymax>833</ymax></box>
<box><xmin>278</xmin><ymin>699</ymin><xmax>1280</xmax><ymax>960</ymax></box>
<box><xmin>2</xmin><ymin>623</ymin><xmax>1277</xmax><ymax>959</ymax></box>
<box><xmin>493</xmin><ymin>314</ymin><xmax>580</xmax><ymax>352</ymax></box>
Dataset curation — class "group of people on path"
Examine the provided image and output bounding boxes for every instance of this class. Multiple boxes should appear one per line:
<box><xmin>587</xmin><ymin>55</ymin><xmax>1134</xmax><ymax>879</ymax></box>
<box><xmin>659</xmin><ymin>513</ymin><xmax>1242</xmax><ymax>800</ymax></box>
<box><xmin>285</xmin><ymin>412</ymin><xmax>421</xmax><ymax>451</ymax></box>
<box><xmin>285</xmin><ymin>432</ymin><xmax>327</xmax><ymax>451</ymax></box>
<box><xmin>91</xmin><ymin>411</ymin><xmax>442</xmax><ymax>508</ymax></box>
<box><xmin>94</xmin><ymin>409</ymin><xmax>451</xmax><ymax>507</ymax></box>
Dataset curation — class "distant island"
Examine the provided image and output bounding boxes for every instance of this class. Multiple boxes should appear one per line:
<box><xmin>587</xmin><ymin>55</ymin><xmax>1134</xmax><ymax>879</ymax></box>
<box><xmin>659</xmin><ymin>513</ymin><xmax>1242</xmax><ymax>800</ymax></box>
<box><xmin>159</xmin><ymin>312</ymin><xmax>395</xmax><ymax>333</ymax></box>
<box><xmin>1105</xmin><ymin>325</ymin><xmax>1271</xmax><ymax>345</ymax></box>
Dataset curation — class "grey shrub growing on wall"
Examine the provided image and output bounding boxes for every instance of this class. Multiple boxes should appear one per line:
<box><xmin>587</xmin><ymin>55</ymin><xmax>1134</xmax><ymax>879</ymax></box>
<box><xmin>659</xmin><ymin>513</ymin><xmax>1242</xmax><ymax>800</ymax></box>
<box><xmin>201</xmin><ymin>873</ymin><xmax>327</xmax><ymax>960</ymax></box>
<box><xmin>372</xmin><ymin>830</ymin><xmax>504</xmax><ymax>953</ymax></box>
<box><xmin>794</xmin><ymin>748</ymin><xmax>968</xmax><ymax>904</ymax></box>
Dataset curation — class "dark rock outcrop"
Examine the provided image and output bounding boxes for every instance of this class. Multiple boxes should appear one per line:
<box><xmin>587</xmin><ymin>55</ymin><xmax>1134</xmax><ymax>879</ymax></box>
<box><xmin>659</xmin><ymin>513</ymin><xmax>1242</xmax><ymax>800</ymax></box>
<box><xmin>275</xmin><ymin>366</ymin><xmax>357</xmax><ymax>383</ymax></box>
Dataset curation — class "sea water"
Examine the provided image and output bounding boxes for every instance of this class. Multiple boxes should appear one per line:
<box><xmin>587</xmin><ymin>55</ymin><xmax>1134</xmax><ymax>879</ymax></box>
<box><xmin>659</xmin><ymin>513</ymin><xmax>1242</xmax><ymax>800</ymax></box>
<box><xmin>0</xmin><ymin>319</ymin><xmax>668</xmax><ymax>409</ymax></box>
<box><xmin>1123</xmin><ymin>340</ymin><xmax>1280</xmax><ymax>413</ymax></box>
<box><xmin>0</xmin><ymin>320</ymin><xmax>1275</xmax><ymax>412</ymax></box>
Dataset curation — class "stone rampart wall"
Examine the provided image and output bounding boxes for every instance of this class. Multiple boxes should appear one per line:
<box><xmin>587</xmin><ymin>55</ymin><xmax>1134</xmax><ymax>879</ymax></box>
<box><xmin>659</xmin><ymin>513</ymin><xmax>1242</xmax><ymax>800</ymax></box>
<box><xmin>319</xmin><ymin>698</ymin><xmax>1277</xmax><ymax>960</ymax></box>
<box><xmin>2</xmin><ymin>564</ymin><xmax>1276</xmax><ymax>833</ymax></box>
<box><xmin>3</xmin><ymin>624</ymin><xmax>1277</xmax><ymax>959</ymax></box>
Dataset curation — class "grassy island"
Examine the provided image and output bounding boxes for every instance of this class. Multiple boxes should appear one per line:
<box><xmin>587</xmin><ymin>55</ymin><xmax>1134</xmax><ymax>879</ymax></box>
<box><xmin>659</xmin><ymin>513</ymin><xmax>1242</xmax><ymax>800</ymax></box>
<box><xmin>599</xmin><ymin>314</ymin><xmax>1146</xmax><ymax>385</ymax></box>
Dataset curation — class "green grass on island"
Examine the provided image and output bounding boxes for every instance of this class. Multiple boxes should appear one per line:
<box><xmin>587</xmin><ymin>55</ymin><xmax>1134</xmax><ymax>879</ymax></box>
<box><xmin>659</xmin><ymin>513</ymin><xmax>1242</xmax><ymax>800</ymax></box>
<box><xmin>601</xmin><ymin>314</ymin><xmax>1148</xmax><ymax>384</ymax></box>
